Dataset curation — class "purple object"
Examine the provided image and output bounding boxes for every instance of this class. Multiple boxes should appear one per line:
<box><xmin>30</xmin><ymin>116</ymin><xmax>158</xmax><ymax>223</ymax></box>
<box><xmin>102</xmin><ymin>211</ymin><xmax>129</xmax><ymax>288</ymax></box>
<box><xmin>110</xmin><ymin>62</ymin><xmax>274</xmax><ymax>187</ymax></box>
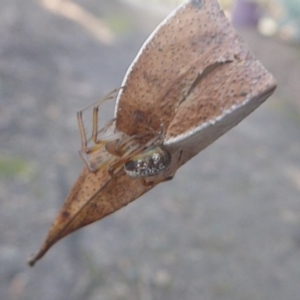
<box><xmin>232</xmin><ymin>0</ymin><xmax>261</xmax><ymax>28</ymax></box>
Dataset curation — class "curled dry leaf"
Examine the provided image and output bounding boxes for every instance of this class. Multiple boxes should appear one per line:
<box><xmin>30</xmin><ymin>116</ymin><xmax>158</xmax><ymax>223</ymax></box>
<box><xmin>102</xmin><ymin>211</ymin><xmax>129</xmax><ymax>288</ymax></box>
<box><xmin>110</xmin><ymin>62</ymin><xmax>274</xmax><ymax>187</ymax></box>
<box><xmin>28</xmin><ymin>0</ymin><xmax>276</xmax><ymax>266</ymax></box>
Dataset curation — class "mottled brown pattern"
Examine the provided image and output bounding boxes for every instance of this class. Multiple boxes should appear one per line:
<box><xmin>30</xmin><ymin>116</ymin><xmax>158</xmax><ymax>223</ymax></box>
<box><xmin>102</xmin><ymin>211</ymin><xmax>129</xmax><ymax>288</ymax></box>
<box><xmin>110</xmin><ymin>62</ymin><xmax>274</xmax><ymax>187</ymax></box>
<box><xmin>116</xmin><ymin>0</ymin><xmax>243</xmax><ymax>139</ymax></box>
<box><xmin>29</xmin><ymin>157</ymin><xmax>153</xmax><ymax>265</ymax></box>
<box><xmin>165</xmin><ymin>58</ymin><xmax>276</xmax><ymax>142</ymax></box>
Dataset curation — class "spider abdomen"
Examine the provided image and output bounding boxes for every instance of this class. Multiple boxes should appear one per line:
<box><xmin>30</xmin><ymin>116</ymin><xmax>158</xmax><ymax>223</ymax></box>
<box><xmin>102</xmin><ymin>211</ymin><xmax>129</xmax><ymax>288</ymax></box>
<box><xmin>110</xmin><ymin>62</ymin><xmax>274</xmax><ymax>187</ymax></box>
<box><xmin>124</xmin><ymin>146</ymin><xmax>171</xmax><ymax>178</ymax></box>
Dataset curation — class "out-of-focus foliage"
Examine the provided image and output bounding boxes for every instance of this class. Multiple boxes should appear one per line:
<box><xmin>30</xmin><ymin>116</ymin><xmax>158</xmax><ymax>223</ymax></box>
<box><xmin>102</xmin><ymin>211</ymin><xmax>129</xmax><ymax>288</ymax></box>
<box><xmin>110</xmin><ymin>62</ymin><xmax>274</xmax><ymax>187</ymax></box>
<box><xmin>0</xmin><ymin>155</ymin><xmax>35</xmax><ymax>180</ymax></box>
<box><xmin>265</xmin><ymin>0</ymin><xmax>300</xmax><ymax>43</ymax></box>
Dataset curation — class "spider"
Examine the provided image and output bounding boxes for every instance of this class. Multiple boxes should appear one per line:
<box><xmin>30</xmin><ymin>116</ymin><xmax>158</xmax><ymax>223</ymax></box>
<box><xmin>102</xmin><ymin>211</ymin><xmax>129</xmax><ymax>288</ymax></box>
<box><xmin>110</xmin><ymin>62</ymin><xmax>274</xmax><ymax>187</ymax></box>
<box><xmin>76</xmin><ymin>88</ymin><xmax>172</xmax><ymax>185</ymax></box>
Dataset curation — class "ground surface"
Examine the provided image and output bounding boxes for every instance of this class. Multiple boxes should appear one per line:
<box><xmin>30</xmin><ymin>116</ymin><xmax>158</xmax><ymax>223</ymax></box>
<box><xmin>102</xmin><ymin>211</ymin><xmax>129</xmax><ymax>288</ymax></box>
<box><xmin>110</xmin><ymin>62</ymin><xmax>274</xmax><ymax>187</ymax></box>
<box><xmin>0</xmin><ymin>0</ymin><xmax>300</xmax><ymax>300</ymax></box>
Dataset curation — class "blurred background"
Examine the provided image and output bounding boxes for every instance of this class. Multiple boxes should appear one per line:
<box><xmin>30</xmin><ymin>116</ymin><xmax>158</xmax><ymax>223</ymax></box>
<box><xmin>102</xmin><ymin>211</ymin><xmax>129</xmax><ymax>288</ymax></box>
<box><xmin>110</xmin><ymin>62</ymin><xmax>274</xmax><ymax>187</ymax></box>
<box><xmin>0</xmin><ymin>0</ymin><xmax>300</xmax><ymax>299</ymax></box>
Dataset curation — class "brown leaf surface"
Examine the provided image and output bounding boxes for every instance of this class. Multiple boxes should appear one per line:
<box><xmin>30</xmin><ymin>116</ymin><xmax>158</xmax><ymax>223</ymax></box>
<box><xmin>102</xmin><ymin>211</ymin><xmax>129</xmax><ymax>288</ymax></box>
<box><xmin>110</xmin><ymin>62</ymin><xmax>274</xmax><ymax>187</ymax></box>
<box><xmin>115</xmin><ymin>0</ymin><xmax>244</xmax><ymax>137</ymax></box>
<box><xmin>28</xmin><ymin>154</ymin><xmax>154</xmax><ymax>266</ymax></box>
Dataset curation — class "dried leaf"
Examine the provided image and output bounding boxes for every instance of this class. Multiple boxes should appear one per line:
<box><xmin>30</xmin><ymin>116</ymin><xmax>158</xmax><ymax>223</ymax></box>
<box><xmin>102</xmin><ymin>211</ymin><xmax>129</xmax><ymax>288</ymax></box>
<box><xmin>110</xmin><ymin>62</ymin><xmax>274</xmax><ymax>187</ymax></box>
<box><xmin>28</xmin><ymin>0</ymin><xmax>276</xmax><ymax>266</ymax></box>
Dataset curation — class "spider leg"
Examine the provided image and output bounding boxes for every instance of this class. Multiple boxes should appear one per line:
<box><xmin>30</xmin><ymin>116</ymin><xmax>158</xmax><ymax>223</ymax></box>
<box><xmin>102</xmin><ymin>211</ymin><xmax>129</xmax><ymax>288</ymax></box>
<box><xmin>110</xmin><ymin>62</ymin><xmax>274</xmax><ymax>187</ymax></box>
<box><xmin>76</xmin><ymin>87</ymin><xmax>125</xmax><ymax>171</ymax></box>
<box><xmin>92</xmin><ymin>105</ymin><xmax>99</xmax><ymax>145</ymax></box>
<box><xmin>77</xmin><ymin>109</ymin><xmax>107</xmax><ymax>157</ymax></box>
<box><xmin>77</xmin><ymin>87</ymin><xmax>125</xmax><ymax>152</ymax></box>
<box><xmin>77</xmin><ymin>110</ymin><xmax>94</xmax><ymax>154</ymax></box>
<box><xmin>91</xmin><ymin>87</ymin><xmax>124</xmax><ymax>144</ymax></box>
<box><xmin>81</xmin><ymin>87</ymin><xmax>123</xmax><ymax>115</ymax></box>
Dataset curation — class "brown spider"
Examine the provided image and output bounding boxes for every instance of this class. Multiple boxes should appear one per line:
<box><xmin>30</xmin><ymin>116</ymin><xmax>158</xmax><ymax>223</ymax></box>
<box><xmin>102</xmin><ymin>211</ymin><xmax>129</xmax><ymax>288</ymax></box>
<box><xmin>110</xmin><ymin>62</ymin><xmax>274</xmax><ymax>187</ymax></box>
<box><xmin>76</xmin><ymin>88</ymin><xmax>172</xmax><ymax>185</ymax></box>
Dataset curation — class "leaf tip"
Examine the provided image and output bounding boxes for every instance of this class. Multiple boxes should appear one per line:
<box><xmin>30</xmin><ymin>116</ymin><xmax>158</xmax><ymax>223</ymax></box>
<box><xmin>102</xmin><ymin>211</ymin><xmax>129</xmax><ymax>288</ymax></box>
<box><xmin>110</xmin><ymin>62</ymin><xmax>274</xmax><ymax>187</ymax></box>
<box><xmin>27</xmin><ymin>254</ymin><xmax>37</xmax><ymax>267</ymax></box>
<box><xmin>27</xmin><ymin>243</ymin><xmax>50</xmax><ymax>267</ymax></box>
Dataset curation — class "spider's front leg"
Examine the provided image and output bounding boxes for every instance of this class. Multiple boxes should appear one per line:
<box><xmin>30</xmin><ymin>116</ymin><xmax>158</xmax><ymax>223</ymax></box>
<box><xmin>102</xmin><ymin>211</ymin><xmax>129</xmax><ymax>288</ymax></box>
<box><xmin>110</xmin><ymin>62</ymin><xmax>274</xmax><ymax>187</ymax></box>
<box><xmin>77</xmin><ymin>110</ymin><xmax>112</xmax><ymax>171</ymax></box>
<box><xmin>77</xmin><ymin>110</ymin><xmax>105</xmax><ymax>155</ymax></box>
<box><xmin>90</xmin><ymin>88</ymin><xmax>124</xmax><ymax>145</ymax></box>
<box><xmin>77</xmin><ymin>88</ymin><xmax>124</xmax><ymax>171</ymax></box>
